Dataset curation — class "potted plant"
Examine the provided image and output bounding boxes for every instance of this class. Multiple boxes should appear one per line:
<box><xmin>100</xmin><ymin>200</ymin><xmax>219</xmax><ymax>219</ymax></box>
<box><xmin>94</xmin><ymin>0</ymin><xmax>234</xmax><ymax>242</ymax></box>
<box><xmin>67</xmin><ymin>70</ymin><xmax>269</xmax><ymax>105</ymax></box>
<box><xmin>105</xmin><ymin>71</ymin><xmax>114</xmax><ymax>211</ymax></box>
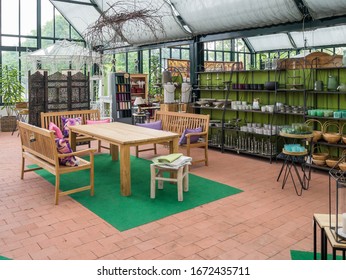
<box><xmin>0</xmin><ymin>65</ymin><xmax>25</xmax><ymax>131</ymax></box>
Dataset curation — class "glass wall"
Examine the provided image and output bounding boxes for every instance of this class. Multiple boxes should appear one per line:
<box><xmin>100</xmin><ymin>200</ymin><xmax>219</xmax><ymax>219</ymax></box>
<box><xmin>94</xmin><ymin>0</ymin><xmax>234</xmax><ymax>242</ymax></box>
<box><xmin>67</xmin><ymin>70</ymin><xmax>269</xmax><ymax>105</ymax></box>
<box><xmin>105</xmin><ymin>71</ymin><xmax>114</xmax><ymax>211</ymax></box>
<box><xmin>0</xmin><ymin>0</ymin><xmax>83</xmax><ymax>103</ymax></box>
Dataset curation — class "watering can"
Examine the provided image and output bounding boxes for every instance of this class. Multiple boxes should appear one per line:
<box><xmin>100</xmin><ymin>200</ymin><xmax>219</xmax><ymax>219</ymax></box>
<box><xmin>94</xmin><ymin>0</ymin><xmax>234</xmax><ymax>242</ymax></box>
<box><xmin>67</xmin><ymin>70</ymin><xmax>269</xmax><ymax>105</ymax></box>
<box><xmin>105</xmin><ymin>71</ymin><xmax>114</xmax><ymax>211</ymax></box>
<box><xmin>327</xmin><ymin>75</ymin><xmax>338</xmax><ymax>91</ymax></box>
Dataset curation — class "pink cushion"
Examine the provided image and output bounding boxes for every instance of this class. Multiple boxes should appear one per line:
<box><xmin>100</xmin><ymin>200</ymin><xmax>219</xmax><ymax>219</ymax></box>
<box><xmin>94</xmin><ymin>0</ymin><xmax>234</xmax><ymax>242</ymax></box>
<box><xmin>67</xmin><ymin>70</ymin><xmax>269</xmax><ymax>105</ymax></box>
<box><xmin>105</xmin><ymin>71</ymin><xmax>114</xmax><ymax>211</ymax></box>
<box><xmin>86</xmin><ymin>119</ymin><xmax>111</xmax><ymax>125</ymax></box>
<box><xmin>49</xmin><ymin>122</ymin><xmax>63</xmax><ymax>139</ymax></box>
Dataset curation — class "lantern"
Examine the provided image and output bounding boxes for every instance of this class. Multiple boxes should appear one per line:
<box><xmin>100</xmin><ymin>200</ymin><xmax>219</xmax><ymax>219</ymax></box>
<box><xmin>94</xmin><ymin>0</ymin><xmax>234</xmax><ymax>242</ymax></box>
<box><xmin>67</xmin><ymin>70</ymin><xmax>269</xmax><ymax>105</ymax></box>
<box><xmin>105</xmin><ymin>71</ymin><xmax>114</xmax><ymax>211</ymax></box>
<box><xmin>329</xmin><ymin>157</ymin><xmax>346</xmax><ymax>243</ymax></box>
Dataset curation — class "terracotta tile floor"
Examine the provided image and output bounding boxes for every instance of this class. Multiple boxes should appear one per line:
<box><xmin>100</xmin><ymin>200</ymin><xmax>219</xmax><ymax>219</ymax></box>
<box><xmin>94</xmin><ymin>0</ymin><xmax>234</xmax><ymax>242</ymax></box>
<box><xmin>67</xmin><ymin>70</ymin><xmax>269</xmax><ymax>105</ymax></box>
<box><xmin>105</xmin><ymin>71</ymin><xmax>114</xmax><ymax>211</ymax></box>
<box><xmin>0</xmin><ymin>131</ymin><xmax>331</xmax><ymax>260</ymax></box>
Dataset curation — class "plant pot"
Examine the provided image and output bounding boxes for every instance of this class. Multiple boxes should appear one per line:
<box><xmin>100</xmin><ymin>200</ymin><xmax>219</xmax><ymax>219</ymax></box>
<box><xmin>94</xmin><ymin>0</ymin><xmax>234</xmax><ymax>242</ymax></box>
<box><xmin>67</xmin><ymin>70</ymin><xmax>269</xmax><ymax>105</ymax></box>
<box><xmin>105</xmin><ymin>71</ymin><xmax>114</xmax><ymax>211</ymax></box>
<box><xmin>0</xmin><ymin>116</ymin><xmax>17</xmax><ymax>132</ymax></box>
<box><xmin>264</xmin><ymin>81</ymin><xmax>279</xmax><ymax>90</ymax></box>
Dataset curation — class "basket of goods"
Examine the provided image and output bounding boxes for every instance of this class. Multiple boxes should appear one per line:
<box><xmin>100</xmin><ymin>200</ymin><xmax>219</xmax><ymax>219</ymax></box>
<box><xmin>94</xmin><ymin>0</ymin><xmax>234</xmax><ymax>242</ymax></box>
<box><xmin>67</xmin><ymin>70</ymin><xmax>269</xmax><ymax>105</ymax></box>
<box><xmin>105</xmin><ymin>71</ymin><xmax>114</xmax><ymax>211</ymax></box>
<box><xmin>305</xmin><ymin>119</ymin><xmax>323</xmax><ymax>143</ymax></box>
<box><xmin>312</xmin><ymin>158</ymin><xmax>326</xmax><ymax>166</ymax></box>
<box><xmin>341</xmin><ymin>123</ymin><xmax>346</xmax><ymax>144</ymax></box>
<box><xmin>326</xmin><ymin>157</ymin><xmax>340</xmax><ymax>168</ymax></box>
<box><xmin>339</xmin><ymin>151</ymin><xmax>346</xmax><ymax>171</ymax></box>
<box><xmin>312</xmin><ymin>152</ymin><xmax>329</xmax><ymax>161</ymax></box>
<box><xmin>322</xmin><ymin>121</ymin><xmax>341</xmax><ymax>144</ymax></box>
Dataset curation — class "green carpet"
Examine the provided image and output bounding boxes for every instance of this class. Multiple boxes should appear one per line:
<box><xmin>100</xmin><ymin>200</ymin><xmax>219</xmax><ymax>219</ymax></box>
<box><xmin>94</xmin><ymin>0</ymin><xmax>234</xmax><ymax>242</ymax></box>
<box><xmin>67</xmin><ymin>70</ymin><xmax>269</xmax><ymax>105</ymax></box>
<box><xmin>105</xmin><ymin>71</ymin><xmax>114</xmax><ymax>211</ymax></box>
<box><xmin>35</xmin><ymin>154</ymin><xmax>242</xmax><ymax>231</ymax></box>
<box><xmin>290</xmin><ymin>250</ymin><xmax>343</xmax><ymax>260</ymax></box>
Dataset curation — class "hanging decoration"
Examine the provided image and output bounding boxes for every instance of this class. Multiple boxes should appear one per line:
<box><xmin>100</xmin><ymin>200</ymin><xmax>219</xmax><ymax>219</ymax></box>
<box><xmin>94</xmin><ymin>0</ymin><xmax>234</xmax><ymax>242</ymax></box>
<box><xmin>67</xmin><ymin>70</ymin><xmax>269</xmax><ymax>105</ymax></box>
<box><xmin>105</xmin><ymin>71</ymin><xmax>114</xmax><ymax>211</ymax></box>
<box><xmin>83</xmin><ymin>0</ymin><xmax>167</xmax><ymax>50</ymax></box>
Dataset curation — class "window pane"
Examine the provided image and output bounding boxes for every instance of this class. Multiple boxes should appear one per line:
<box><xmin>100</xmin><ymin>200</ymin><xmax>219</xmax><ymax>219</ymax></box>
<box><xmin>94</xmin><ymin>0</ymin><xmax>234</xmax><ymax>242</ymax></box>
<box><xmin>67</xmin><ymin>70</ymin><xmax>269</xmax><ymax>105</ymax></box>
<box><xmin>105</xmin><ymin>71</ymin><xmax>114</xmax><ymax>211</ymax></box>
<box><xmin>41</xmin><ymin>0</ymin><xmax>54</xmax><ymax>37</ymax></box>
<box><xmin>208</xmin><ymin>51</ymin><xmax>215</xmax><ymax>61</ymax></box>
<box><xmin>171</xmin><ymin>49</ymin><xmax>180</xmax><ymax>59</ymax></box>
<box><xmin>127</xmin><ymin>52</ymin><xmax>138</xmax><ymax>74</ymax></box>
<box><xmin>2</xmin><ymin>51</ymin><xmax>19</xmax><ymax>68</ymax></box>
<box><xmin>21</xmin><ymin>38</ymin><xmax>37</xmax><ymax>48</ymax></box>
<box><xmin>215</xmin><ymin>41</ymin><xmax>223</xmax><ymax>51</ymax></box>
<box><xmin>54</xmin><ymin>13</ymin><xmax>70</xmax><ymax>39</ymax></box>
<box><xmin>224</xmin><ymin>53</ymin><xmax>230</xmax><ymax>61</ymax></box>
<box><xmin>41</xmin><ymin>39</ymin><xmax>54</xmax><ymax>49</ymax></box>
<box><xmin>142</xmin><ymin>50</ymin><xmax>149</xmax><ymax>74</ymax></box>
<box><xmin>181</xmin><ymin>49</ymin><xmax>189</xmax><ymax>60</ymax></box>
<box><xmin>115</xmin><ymin>53</ymin><xmax>126</xmax><ymax>72</ymax></box>
<box><xmin>2</xmin><ymin>0</ymin><xmax>19</xmax><ymax>34</ymax></box>
<box><xmin>71</xmin><ymin>28</ymin><xmax>82</xmax><ymax>40</ymax></box>
<box><xmin>216</xmin><ymin>52</ymin><xmax>223</xmax><ymax>61</ymax></box>
<box><xmin>20</xmin><ymin>0</ymin><xmax>37</xmax><ymax>36</ymax></box>
<box><xmin>1</xmin><ymin>36</ymin><xmax>19</xmax><ymax>47</ymax></box>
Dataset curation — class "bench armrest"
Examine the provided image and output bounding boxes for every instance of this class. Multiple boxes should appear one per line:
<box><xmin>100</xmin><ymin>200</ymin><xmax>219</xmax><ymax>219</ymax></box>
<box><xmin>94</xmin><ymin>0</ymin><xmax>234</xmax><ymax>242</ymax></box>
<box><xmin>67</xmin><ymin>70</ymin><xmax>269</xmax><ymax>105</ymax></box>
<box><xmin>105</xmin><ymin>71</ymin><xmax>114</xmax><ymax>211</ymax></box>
<box><xmin>185</xmin><ymin>131</ymin><xmax>207</xmax><ymax>138</ymax></box>
<box><xmin>57</xmin><ymin>148</ymin><xmax>97</xmax><ymax>159</ymax></box>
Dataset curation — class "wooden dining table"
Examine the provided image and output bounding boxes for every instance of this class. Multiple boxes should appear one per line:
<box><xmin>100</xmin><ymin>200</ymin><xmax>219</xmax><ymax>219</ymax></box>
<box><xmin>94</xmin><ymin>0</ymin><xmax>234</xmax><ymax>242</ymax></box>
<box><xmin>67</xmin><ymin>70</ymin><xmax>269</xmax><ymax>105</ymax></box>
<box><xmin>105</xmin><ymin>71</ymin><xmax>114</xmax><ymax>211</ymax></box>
<box><xmin>69</xmin><ymin>122</ymin><xmax>180</xmax><ymax>196</ymax></box>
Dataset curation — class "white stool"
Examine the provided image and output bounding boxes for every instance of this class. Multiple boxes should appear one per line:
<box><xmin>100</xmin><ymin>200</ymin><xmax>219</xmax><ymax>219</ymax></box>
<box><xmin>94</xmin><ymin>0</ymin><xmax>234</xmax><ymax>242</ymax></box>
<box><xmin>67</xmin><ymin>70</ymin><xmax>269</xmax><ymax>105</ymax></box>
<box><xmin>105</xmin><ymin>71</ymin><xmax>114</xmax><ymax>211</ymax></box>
<box><xmin>150</xmin><ymin>163</ymin><xmax>189</xmax><ymax>201</ymax></box>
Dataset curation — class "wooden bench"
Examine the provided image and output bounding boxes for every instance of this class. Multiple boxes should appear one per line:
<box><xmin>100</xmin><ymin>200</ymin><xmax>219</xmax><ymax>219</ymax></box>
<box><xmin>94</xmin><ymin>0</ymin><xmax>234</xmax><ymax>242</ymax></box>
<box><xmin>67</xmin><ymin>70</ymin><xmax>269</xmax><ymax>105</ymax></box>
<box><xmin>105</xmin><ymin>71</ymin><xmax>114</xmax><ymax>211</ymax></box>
<box><xmin>136</xmin><ymin>111</ymin><xmax>210</xmax><ymax>166</ymax></box>
<box><xmin>18</xmin><ymin>121</ymin><xmax>96</xmax><ymax>205</ymax></box>
<box><xmin>41</xmin><ymin>109</ymin><xmax>108</xmax><ymax>152</ymax></box>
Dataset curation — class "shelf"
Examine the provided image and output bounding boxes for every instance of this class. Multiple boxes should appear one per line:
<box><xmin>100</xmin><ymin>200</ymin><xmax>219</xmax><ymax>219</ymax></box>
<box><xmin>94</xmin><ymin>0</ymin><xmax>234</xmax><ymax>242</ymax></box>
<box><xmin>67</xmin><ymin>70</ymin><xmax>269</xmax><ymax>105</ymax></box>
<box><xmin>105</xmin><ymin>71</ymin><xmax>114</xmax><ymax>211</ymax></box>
<box><xmin>307</xmin><ymin>90</ymin><xmax>346</xmax><ymax>95</ymax></box>
<box><xmin>222</xmin><ymin>147</ymin><xmax>277</xmax><ymax>159</ymax></box>
<box><xmin>312</xmin><ymin>140</ymin><xmax>346</xmax><ymax>148</ymax></box>
<box><xmin>305</xmin><ymin>116</ymin><xmax>346</xmax><ymax>121</ymax></box>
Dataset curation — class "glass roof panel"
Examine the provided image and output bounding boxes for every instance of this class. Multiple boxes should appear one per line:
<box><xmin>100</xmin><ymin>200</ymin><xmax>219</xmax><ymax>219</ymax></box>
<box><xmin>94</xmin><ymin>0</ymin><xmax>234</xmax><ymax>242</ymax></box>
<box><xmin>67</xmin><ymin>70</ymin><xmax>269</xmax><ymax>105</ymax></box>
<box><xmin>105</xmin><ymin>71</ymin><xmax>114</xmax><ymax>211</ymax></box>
<box><xmin>290</xmin><ymin>25</ymin><xmax>346</xmax><ymax>48</ymax></box>
<box><xmin>247</xmin><ymin>33</ymin><xmax>293</xmax><ymax>52</ymax></box>
<box><xmin>171</xmin><ymin>0</ymin><xmax>303</xmax><ymax>35</ymax></box>
<box><xmin>51</xmin><ymin>1</ymin><xmax>100</xmax><ymax>36</ymax></box>
<box><xmin>303</xmin><ymin>0</ymin><xmax>346</xmax><ymax>19</ymax></box>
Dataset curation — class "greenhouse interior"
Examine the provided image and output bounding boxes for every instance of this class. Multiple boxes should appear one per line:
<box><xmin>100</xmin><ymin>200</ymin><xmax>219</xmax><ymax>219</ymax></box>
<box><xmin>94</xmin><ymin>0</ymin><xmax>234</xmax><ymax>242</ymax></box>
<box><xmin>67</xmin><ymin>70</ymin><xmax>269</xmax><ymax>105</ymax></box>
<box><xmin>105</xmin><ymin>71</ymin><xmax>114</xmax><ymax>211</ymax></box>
<box><xmin>1</xmin><ymin>0</ymin><xmax>346</xmax><ymax>261</ymax></box>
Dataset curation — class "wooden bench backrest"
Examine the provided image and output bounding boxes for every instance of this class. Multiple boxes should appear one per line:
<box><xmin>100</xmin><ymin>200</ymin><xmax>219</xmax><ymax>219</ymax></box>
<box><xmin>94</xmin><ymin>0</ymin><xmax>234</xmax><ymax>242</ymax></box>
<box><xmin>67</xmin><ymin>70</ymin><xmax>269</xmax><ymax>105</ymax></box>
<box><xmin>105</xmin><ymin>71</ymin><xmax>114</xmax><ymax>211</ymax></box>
<box><xmin>154</xmin><ymin>111</ymin><xmax>210</xmax><ymax>135</ymax></box>
<box><xmin>18</xmin><ymin>122</ymin><xmax>57</xmax><ymax>165</ymax></box>
<box><xmin>40</xmin><ymin>109</ymin><xmax>101</xmax><ymax>130</ymax></box>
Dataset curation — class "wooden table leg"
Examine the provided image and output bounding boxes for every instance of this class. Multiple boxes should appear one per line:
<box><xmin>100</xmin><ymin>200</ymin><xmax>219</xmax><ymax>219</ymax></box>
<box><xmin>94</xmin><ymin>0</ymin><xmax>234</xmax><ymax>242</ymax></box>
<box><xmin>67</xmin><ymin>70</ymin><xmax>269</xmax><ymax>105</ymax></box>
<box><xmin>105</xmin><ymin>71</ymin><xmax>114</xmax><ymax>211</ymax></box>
<box><xmin>120</xmin><ymin>144</ymin><xmax>131</xmax><ymax>196</ymax></box>
<box><xmin>169</xmin><ymin>137</ymin><xmax>179</xmax><ymax>154</ymax></box>
<box><xmin>110</xmin><ymin>144</ymin><xmax>119</xmax><ymax>161</ymax></box>
<box><xmin>70</xmin><ymin>131</ymin><xmax>77</xmax><ymax>151</ymax></box>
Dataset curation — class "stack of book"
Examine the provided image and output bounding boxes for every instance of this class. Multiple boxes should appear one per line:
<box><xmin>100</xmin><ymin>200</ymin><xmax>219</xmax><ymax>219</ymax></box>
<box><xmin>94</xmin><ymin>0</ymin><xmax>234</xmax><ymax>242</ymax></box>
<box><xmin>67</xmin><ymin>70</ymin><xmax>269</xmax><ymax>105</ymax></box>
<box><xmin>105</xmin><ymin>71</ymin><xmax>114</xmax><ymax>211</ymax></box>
<box><xmin>151</xmin><ymin>153</ymin><xmax>192</xmax><ymax>169</ymax></box>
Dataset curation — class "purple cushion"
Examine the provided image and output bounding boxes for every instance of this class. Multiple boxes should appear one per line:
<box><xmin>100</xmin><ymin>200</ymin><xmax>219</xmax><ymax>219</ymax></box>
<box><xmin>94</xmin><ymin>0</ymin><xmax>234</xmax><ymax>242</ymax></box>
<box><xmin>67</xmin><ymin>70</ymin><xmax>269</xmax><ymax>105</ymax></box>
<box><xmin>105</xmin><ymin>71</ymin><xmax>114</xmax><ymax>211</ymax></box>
<box><xmin>55</xmin><ymin>138</ymin><xmax>79</xmax><ymax>166</ymax></box>
<box><xmin>136</xmin><ymin>120</ymin><xmax>162</xmax><ymax>130</ymax></box>
<box><xmin>179</xmin><ymin>127</ymin><xmax>202</xmax><ymax>145</ymax></box>
<box><xmin>61</xmin><ymin>117</ymin><xmax>82</xmax><ymax>138</ymax></box>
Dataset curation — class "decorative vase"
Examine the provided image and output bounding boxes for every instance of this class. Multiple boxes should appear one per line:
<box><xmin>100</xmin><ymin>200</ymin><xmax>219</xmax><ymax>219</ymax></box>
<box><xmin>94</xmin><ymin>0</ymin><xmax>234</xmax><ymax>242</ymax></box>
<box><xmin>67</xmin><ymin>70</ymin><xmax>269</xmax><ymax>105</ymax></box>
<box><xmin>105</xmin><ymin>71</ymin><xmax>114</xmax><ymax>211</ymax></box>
<box><xmin>327</xmin><ymin>75</ymin><xmax>338</xmax><ymax>91</ymax></box>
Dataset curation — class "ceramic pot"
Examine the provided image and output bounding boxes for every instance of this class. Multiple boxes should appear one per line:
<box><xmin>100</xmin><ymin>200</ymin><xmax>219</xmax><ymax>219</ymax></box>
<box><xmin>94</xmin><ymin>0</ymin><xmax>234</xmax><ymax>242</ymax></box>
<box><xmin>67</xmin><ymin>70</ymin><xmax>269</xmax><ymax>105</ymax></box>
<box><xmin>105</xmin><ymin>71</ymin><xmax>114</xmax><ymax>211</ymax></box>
<box><xmin>337</xmin><ymin>83</ymin><xmax>346</xmax><ymax>92</ymax></box>
<box><xmin>327</xmin><ymin>75</ymin><xmax>338</xmax><ymax>91</ymax></box>
<box><xmin>314</xmin><ymin>80</ymin><xmax>323</xmax><ymax>91</ymax></box>
<box><xmin>264</xmin><ymin>81</ymin><xmax>279</xmax><ymax>90</ymax></box>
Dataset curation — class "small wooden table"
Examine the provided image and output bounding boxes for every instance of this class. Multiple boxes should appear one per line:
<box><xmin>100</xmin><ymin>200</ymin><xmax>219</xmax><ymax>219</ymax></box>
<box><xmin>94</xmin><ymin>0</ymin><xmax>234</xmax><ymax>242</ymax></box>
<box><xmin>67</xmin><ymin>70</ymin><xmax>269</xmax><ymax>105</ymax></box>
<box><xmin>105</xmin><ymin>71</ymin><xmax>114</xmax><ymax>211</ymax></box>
<box><xmin>313</xmin><ymin>213</ymin><xmax>345</xmax><ymax>260</ymax></box>
<box><xmin>325</xmin><ymin>227</ymin><xmax>346</xmax><ymax>260</ymax></box>
<box><xmin>69</xmin><ymin>122</ymin><xmax>179</xmax><ymax>196</ymax></box>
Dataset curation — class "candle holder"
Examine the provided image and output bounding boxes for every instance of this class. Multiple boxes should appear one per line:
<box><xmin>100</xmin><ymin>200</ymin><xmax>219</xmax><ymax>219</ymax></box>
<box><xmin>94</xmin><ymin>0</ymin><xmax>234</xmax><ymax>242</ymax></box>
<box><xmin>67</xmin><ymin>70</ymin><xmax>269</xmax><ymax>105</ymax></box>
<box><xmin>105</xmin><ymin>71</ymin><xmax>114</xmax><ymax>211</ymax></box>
<box><xmin>329</xmin><ymin>155</ymin><xmax>346</xmax><ymax>244</ymax></box>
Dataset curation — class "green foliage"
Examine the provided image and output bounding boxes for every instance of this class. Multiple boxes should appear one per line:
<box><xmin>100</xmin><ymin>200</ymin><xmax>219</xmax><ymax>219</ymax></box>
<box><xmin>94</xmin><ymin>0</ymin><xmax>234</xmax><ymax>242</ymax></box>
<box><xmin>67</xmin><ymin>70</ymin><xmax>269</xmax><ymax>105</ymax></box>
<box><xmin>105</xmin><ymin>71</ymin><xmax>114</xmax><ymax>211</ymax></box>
<box><xmin>0</xmin><ymin>65</ymin><xmax>25</xmax><ymax>116</ymax></box>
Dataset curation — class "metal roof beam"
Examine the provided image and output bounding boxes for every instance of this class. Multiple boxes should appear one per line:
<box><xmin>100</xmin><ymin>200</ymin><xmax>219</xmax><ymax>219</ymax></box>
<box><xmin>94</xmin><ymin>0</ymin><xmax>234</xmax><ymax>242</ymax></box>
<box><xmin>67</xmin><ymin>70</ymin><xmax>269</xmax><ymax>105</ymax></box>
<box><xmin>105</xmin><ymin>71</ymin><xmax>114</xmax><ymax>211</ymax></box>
<box><xmin>50</xmin><ymin>0</ymin><xmax>98</xmax><ymax>7</ymax></box>
<box><xmin>199</xmin><ymin>15</ymin><xmax>346</xmax><ymax>43</ymax></box>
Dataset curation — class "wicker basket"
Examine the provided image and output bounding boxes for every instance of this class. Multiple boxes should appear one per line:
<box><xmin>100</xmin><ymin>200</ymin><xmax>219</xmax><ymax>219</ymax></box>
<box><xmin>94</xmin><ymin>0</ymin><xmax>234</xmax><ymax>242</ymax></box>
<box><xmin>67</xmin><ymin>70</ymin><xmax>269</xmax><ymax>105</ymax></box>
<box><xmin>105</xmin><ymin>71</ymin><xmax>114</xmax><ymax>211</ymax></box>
<box><xmin>341</xmin><ymin>123</ymin><xmax>346</xmax><ymax>145</ymax></box>
<box><xmin>0</xmin><ymin>116</ymin><xmax>17</xmax><ymax>132</ymax></box>
<box><xmin>339</xmin><ymin>150</ymin><xmax>346</xmax><ymax>171</ymax></box>
<box><xmin>305</xmin><ymin>119</ymin><xmax>323</xmax><ymax>143</ymax></box>
<box><xmin>326</xmin><ymin>157</ymin><xmax>340</xmax><ymax>168</ymax></box>
<box><xmin>322</xmin><ymin>121</ymin><xmax>341</xmax><ymax>144</ymax></box>
<box><xmin>312</xmin><ymin>152</ymin><xmax>329</xmax><ymax>160</ymax></box>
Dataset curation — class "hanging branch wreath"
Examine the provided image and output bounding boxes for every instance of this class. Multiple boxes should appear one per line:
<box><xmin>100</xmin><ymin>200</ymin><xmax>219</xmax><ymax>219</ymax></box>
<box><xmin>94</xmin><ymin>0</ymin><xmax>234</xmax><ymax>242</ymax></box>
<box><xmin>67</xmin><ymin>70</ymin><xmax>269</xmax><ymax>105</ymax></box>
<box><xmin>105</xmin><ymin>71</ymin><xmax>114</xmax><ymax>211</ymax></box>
<box><xmin>84</xmin><ymin>0</ymin><xmax>167</xmax><ymax>50</ymax></box>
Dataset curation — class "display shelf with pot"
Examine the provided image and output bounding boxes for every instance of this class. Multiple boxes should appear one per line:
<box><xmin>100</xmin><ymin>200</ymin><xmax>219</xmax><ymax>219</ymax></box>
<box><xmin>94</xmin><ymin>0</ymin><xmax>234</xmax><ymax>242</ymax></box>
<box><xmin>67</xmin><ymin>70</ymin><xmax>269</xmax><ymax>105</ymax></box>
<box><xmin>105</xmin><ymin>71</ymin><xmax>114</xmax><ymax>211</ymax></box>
<box><xmin>304</xmin><ymin>66</ymin><xmax>346</xmax><ymax>171</ymax></box>
<box><xmin>193</xmin><ymin>67</ymin><xmax>285</xmax><ymax>162</ymax></box>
